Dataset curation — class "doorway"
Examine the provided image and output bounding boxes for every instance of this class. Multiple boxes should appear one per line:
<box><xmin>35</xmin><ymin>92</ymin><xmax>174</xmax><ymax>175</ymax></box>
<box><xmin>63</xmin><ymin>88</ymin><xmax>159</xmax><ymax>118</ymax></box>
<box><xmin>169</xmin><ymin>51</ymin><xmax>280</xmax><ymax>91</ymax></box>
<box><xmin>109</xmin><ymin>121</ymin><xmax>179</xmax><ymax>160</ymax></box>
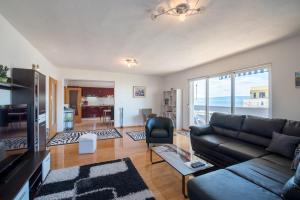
<box><xmin>64</xmin><ymin>80</ymin><xmax>115</xmax><ymax>131</ymax></box>
<box><xmin>65</xmin><ymin>87</ymin><xmax>82</xmax><ymax>123</ymax></box>
<box><xmin>49</xmin><ymin>77</ymin><xmax>57</xmax><ymax>139</ymax></box>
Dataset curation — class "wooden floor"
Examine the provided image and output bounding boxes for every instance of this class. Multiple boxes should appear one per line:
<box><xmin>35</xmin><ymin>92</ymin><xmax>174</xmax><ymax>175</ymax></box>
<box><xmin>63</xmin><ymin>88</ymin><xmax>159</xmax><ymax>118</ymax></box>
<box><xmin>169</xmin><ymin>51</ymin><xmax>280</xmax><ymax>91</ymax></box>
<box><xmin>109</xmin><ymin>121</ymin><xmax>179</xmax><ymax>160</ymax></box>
<box><xmin>50</xmin><ymin>120</ymin><xmax>192</xmax><ymax>200</ymax></box>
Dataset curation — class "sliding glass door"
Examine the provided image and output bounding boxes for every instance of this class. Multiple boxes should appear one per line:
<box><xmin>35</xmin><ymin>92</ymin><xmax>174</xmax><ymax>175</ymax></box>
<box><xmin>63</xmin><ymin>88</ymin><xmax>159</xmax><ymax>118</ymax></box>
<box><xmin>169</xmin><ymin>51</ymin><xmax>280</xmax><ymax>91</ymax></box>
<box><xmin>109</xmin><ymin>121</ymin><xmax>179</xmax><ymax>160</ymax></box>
<box><xmin>234</xmin><ymin>68</ymin><xmax>269</xmax><ymax>117</ymax></box>
<box><xmin>208</xmin><ymin>75</ymin><xmax>231</xmax><ymax>120</ymax></box>
<box><xmin>189</xmin><ymin>79</ymin><xmax>207</xmax><ymax>126</ymax></box>
<box><xmin>189</xmin><ymin>65</ymin><xmax>270</xmax><ymax>126</ymax></box>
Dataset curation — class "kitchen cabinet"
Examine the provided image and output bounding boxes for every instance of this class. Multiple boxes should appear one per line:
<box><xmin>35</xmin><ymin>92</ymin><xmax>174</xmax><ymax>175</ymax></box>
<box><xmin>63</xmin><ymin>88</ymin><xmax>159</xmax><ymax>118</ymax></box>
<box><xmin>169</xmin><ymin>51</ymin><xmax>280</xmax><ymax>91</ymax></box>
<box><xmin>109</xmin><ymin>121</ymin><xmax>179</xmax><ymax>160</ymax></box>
<box><xmin>102</xmin><ymin>88</ymin><xmax>114</xmax><ymax>97</ymax></box>
<box><xmin>82</xmin><ymin>106</ymin><xmax>99</xmax><ymax>118</ymax></box>
<box><xmin>81</xmin><ymin>87</ymin><xmax>114</xmax><ymax>97</ymax></box>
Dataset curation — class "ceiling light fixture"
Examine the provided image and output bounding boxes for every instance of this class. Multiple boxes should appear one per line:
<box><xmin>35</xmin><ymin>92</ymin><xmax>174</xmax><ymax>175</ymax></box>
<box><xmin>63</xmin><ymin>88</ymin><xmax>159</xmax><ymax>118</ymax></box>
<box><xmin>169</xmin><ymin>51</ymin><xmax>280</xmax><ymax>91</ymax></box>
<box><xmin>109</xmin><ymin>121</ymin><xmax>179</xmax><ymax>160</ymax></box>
<box><xmin>123</xmin><ymin>58</ymin><xmax>138</xmax><ymax>68</ymax></box>
<box><xmin>151</xmin><ymin>0</ymin><xmax>206</xmax><ymax>21</ymax></box>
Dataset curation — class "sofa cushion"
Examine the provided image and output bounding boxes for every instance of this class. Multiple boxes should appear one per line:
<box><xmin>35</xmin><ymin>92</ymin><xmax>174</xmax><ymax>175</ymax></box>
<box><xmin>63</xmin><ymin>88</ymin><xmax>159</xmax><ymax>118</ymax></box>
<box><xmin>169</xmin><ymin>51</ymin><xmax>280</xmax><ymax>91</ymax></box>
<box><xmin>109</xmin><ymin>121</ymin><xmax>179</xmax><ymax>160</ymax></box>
<box><xmin>238</xmin><ymin>116</ymin><xmax>286</xmax><ymax>147</ymax></box>
<box><xmin>211</xmin><ymin>126</ymin><xmax>240</xmax><ymax>138</ymax></box>
<box><xmin>266</xmin><ymin>132</ymin><xmax>300</xmax><ymax>159</ymax></box>
<box><xmin>238</xmin><ymin>132</ymin><xmax>271</xmax><ymax>147</ymax></box>
<box><xmin>210</xmin><ymin>113</ymin><xmax>245</xmax><ymax>130</ymax></box>
<box><xmin>241</xmin><ymin>115</ymin><xmax>286</xmax><ymax>138</ymax></box>
<box><xmin>191</xmin><ymin>134</ymin><xmax>238</xmax><ymax>148</ymax></box>
<box><xmin>216</xmin><ymin>141</ymin><xmax>269</xmax><ymax>161</ymax></box>
<box><xmin>150</xmin><ymin>129</ymin><xmax>168</xmax><ymax>138</ymax></box>
<box><xmin>283</xmin><ymin>120</ymin><xmax>300</xmax><ymax>137</ymax></box>
<box><xmin>187</xmin><ymin>169</ymin><xmax>282</xmax><ymax>200</ymax></box>
<box><xmin>210</xmin><ymin>113</ymin><xmax>244</xmax><ymax>138</ymax></box>
<box><xmin>227</xmin><ymin>158</ymin><xmax>294</xmax><ymax>195</ymax></box>
<box><xmin>190</xmin><ymin>141</ymin><xmax>239</xmax><ymax>167</ymax></box>
<box><xmin>261</xmin><ymin>154</ymin><xmax>292</xmax><ymax>168</ymax></box>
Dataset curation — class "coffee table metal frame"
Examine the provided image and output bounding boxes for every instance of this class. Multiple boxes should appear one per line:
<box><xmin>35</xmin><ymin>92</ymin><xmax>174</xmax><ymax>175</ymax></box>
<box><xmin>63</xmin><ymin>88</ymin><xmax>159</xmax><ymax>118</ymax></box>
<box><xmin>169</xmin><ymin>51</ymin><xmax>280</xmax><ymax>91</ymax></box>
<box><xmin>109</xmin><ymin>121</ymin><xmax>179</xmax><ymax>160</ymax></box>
<box><xmin>150</xmin><ymin>145</ymin><xmax>216</xmax><ymax>198</ymax></box>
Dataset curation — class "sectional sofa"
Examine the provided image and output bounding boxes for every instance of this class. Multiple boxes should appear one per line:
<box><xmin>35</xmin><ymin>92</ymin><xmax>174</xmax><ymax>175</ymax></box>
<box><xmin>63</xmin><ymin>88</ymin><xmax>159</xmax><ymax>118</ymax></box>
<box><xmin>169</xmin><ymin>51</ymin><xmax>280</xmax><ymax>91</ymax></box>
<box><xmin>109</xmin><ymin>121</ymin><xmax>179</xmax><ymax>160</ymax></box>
<box><xmin>188</xmin><ymin>113</ymin><xmax>300</xmax><ymax>200</ymax></box>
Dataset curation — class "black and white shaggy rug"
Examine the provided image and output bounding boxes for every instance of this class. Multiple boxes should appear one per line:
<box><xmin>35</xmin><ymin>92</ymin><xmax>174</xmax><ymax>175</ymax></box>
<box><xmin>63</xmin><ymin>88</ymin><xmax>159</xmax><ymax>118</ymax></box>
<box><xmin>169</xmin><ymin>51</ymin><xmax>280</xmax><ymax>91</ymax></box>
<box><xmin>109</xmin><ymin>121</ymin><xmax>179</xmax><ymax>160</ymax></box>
<box><xmin>126</xmin><ymin>131</ymin><xmax>146</xmax><ymax>141</ymax></box>
<box><xmin>34</xmin><ymin>158</ymin><xmax>155</xmax><ymax>200</ymax></box>
<box><xmin>49</xmin><ymin>128</ymin><xmax>122</xmax><ymax>146</ymax></box>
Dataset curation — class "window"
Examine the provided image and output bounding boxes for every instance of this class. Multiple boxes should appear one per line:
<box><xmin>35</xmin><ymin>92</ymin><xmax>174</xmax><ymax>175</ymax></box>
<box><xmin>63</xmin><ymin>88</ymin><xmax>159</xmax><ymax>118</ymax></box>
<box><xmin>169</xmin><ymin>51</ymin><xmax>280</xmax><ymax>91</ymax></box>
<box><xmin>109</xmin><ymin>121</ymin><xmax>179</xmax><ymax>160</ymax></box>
<box><xmin>189</xmin><ymin>65</ymin><xmax>270</xmax><ymax>125</ymax></box>
<box><xmin>234</xmin><ymin>68</ymin><xmax>269</xmax><ymax>117</ymax></box>
<box><xmin>208</xmin><ymin>75</ymin><xmax>231</xmax><ymax>119</ymax></box>
<box><xmin>190</xmin><ymin>79</ymin><xmax>207</xmax><ymax>126</ymax></box>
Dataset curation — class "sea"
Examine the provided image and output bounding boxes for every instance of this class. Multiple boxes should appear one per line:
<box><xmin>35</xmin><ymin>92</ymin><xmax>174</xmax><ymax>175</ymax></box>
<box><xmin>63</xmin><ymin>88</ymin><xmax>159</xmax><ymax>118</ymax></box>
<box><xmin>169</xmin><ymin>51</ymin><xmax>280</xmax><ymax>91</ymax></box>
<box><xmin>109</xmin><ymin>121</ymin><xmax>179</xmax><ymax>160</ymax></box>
<box><xmin>195</xmin><ymin>96</ymin><xmax>249</xmax><ymax>107</ymax></box>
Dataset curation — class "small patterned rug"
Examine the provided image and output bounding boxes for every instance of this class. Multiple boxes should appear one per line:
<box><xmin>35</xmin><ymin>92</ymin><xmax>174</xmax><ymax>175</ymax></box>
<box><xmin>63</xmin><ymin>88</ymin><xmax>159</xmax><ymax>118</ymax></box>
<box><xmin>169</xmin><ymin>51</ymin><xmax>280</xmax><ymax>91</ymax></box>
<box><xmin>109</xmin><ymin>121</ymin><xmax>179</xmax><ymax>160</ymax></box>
<box><xmin>34</xmin><ymin>158</ymin><xmax>155</xmax><ymax>200</ymax></box>
<box><xmin>176</xmin><ymin>130</ymin><xmax>190</xmax><ymax>137</ymax></box>
<box><xmin>126</xmin><ymin>130</ymin><xmax>190</xmax><ymax>141</ymax></box>
<box><xmin>1</xmin><ymin>137</ymin><xmax>27</xmax><ymax>150</ymax></box>
<box><xmin>49</xmin><ymin>128</ymin><xmax>122</xmax><ymax>146</ymax></box>
<box><xmin>126</xmin><ymin>131</ymin><xmax>146</xmax><ymax>141</ymax></box>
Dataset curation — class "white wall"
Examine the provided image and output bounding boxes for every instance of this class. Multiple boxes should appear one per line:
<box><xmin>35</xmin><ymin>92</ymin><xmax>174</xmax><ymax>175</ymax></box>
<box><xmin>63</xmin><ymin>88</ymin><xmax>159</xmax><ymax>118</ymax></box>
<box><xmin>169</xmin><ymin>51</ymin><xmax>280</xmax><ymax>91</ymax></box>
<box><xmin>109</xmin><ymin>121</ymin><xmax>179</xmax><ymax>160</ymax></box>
<box><xmin>57</xmin><ymin>68</ymin><xmax>163</xmax><ymax>129</ymax></box>
<box><xmin>0</xmin><ymin>13</ymin><xmax>163</xmax><ymax>133</ymax></box>
<box><xmin>164</xmin><ymin>34</ymin><xmax>300</xmax><ymax>129</ymax></box>
<box><xmin>0</xmin><ymin>14</ymin><xmax>60</xmax><ymax>129</ymax></box>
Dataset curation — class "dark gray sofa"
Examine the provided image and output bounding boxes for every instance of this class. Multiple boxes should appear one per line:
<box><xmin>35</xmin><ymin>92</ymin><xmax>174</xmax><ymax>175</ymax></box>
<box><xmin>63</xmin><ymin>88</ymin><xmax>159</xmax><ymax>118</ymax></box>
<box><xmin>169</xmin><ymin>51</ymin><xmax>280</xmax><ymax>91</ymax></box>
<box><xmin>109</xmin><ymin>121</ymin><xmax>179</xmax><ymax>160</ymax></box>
<box><xmin>188</xmin><ymin>112</ymin><xmax>300</xmax><ymax>200</ymax></box>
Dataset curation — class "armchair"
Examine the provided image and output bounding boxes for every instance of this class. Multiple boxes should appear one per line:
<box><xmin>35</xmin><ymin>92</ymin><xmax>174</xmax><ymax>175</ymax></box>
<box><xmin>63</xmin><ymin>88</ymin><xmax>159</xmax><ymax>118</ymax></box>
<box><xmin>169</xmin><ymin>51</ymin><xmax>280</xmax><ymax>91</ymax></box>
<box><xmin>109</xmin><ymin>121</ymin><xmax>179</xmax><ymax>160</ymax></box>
<box><xmin>145</xmin><ymin>117</ymin><xmax>174</xmax><ymax>147</ymax></box>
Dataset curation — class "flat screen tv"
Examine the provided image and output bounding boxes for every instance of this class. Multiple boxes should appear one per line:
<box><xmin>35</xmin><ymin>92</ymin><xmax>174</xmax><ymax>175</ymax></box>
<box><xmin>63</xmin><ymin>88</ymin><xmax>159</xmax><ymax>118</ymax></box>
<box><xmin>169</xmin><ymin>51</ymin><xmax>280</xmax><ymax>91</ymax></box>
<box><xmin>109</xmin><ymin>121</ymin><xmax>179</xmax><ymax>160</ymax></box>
<box><xmin>0</xmin><ymin>104</ymin><xmax>29</xmax><ymax>176</ymax></box>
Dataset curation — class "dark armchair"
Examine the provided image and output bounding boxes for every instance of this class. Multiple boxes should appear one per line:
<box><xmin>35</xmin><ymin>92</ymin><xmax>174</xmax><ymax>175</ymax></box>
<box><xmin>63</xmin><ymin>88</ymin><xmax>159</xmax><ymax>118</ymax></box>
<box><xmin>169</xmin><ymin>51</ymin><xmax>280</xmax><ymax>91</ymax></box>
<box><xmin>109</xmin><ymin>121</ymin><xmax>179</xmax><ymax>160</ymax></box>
<box><xmin>145</xmin><ymin>117</ymin><xmax>174</xmax><ymax>147</ymax></box>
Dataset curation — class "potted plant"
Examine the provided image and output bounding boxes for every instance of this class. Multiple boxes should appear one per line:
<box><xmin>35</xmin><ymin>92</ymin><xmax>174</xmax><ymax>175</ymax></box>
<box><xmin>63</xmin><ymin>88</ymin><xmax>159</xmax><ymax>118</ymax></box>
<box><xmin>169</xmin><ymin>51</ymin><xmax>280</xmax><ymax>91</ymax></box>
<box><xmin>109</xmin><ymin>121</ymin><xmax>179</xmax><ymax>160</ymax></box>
<box><xmin>0</xmin><ymin>65</ymin><xmax>9</xmax><ymax>83</ymax></box>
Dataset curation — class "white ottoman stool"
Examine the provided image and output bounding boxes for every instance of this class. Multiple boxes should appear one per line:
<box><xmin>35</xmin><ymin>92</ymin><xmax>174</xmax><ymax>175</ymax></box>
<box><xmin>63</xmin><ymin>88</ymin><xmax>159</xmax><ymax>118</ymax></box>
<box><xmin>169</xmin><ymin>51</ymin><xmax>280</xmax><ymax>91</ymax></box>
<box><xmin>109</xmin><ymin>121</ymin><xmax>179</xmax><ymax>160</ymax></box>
<box><xmin>79</xmin><ymin>133</ymin><xmax>97</xmax><ymax>154</ymax></box>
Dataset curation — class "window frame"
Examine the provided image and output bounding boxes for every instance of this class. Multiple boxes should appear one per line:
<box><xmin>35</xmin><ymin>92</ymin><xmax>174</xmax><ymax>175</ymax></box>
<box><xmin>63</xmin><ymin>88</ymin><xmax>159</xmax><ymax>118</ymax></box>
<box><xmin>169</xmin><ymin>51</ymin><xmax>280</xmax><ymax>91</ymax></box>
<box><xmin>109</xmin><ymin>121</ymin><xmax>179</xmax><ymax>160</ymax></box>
<box><xmin>188</xmin><ymin>64</ymin><xmax>272</xmax><ymax>126</ymax></box>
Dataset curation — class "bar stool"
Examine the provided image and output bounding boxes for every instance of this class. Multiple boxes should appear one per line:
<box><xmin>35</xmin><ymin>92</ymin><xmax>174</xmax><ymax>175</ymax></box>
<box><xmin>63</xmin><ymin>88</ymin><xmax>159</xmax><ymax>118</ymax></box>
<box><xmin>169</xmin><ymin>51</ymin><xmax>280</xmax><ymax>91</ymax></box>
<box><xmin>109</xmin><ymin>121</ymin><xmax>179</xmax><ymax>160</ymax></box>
<box><xmin>103</xmin><ymin>109</ymin><xmax>111</xmax><ymax>125</ymax></box>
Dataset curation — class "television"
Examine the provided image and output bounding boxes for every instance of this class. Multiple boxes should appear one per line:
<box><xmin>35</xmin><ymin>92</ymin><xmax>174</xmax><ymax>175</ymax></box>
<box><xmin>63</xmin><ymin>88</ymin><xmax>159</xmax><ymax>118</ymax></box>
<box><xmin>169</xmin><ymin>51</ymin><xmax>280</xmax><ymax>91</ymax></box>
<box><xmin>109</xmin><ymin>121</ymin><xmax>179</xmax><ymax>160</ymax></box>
<box><xmin>0</xmin><ymin>104</ymin><xmax>29</xmax><ymax>177</ymax></box>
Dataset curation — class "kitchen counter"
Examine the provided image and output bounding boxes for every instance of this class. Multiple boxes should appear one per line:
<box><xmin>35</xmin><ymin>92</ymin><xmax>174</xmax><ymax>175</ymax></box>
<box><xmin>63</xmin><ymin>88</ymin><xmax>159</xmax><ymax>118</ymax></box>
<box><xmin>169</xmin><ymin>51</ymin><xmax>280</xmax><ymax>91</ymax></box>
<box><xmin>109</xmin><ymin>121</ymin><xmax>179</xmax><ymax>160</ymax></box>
<box><xmin>81</xmin><ymin>105</ymin><xmax>114</xmax><ymax>118</ymax></box>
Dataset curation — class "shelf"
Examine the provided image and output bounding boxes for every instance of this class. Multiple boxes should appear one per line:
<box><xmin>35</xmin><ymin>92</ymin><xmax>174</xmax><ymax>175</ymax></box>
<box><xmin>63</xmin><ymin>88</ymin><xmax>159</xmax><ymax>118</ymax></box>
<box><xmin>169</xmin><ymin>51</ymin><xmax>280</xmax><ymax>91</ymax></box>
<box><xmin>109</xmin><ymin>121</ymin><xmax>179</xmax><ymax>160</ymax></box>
<box><xmin>0</xmin><ymin>82</ymin><xmax>29</xmax><ymax>90</ymax></box>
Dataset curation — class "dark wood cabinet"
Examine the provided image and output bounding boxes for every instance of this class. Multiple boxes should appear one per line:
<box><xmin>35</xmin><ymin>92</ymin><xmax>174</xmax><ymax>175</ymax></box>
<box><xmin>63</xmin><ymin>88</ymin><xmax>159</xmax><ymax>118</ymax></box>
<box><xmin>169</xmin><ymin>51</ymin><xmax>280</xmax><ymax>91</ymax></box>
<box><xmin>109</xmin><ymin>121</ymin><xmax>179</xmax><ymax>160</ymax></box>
<box><xmin>82</xmin><ymin>106</ymin><xmax>99</xmax><ymax>118</ymax></box>
<box><xmin>81</xmin><ymin>87</ymin><xmax>114</xmax><ymax>97</ymax></box>
<box><xmin>82</xmin><ymin>106</ymin><xmax>112</xmax><ymax>118</ymax></box>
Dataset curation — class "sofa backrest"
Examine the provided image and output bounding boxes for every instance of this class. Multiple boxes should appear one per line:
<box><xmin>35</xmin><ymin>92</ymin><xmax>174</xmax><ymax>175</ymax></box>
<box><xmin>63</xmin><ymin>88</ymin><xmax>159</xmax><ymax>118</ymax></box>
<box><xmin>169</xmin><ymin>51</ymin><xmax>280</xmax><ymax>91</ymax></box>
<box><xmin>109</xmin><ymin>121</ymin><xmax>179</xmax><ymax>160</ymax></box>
<box><xmin>146</xmin><ymin>117</ymin><xmax>173</xmax><ymax>130</ymax></box>
<box><xmin>238</xmin><ymin>115</ymin><xmax>286</xmax><ymax>147</ymax></box>
<box><xmin>283</xmin><ymin>120</ymin><xmax>300</xmax><ymax>137</ymax></box>
<box><xmin>209</xmin><ymin>113</ymin><xmax>245</xmax><ymax>138</ymax></box>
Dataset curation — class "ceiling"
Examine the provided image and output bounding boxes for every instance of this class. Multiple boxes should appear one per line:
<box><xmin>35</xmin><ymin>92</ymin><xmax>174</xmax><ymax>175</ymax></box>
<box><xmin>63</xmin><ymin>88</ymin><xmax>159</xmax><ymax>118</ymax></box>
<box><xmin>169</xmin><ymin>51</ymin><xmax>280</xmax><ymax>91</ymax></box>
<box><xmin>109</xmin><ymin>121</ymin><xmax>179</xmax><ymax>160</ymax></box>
<box><xmin>0</xmin><ymin>0</ymin><xmax>300</xmax><ymax>75</ymax></box>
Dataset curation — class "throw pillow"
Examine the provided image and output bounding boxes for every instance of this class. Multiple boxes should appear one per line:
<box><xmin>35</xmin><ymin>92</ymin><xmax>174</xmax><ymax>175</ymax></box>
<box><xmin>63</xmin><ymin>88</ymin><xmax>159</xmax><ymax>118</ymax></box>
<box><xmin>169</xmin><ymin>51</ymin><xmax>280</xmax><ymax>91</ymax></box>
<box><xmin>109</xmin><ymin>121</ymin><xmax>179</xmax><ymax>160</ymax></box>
<box><xmin>266</xmin><ymin>132</ymin><xmax>300</xmax><ymax>159</ymax></box>
<box><xmin>291</xmin><ymin>144</ymin><xmax>300</xmax><ymax>170</ymax></box>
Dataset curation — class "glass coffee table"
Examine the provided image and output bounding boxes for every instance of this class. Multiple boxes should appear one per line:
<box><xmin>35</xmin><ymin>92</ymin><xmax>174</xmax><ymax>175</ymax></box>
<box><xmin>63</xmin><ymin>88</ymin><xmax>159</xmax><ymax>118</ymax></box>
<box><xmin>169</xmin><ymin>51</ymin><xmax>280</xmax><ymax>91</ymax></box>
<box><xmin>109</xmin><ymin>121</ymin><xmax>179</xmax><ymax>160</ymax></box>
<box><xmin>150</xmin><ymin>144</ymin><xmax>216</xmax><ymax>198</ymax></box>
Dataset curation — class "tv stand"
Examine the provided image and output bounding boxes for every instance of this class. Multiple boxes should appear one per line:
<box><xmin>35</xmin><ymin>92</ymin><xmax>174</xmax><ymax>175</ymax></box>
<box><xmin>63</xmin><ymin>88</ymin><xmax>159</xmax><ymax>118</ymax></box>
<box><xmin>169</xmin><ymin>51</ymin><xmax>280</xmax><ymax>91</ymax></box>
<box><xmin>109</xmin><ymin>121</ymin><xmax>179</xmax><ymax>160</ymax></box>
<box><xmin>0</xmin><ymin>150</ymin><xmax>50</xmax><ymax>200</ymax></box>
<box><xmin>0</xmin><ymin>154</ymin><xmax>24</xmax><ymax>177</ymax></box>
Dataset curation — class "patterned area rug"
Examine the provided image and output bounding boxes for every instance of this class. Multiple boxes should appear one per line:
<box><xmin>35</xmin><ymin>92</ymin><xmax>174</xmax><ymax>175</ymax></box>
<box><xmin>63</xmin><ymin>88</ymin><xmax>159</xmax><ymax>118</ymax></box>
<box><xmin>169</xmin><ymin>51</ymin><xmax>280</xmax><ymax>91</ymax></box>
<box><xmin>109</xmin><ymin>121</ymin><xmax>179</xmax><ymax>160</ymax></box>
<box><xmin>49</xmin><ymin>128</ymin><xmax>122</xmax><ymax>146</ymax></box>
<box><xmin>1</xmin><ymin>137</ymin><xmax>27</xmax><ymax>150</ymax></box>
<box><xmin>126</xmin><ymin>131</ymin><xmax>146</xmax><ymax>141</ymax></box>
<box><xmin>176</xmin><ymin>130</ymin><xmax>190</xmax><ymax>137</ymax></box>
<box><xmin>126</xmin><ymin>130</ymin><xmax>190</xmax><ymax>141</ymax></box>
<box><xmin>34</xmin><ymin>158</ymin><xmax>155</xmax><ymax>200</ymax></box>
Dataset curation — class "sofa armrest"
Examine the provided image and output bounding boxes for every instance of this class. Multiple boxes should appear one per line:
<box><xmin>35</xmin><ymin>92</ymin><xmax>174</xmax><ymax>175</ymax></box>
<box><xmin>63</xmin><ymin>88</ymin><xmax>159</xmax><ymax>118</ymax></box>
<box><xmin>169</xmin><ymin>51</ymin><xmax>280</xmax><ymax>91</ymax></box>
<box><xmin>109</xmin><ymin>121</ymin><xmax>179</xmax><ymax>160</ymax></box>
<box><xmin>189</xmin><ymin>125</ymin><xmax>211</xmax><ymax>136</ymax></box>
